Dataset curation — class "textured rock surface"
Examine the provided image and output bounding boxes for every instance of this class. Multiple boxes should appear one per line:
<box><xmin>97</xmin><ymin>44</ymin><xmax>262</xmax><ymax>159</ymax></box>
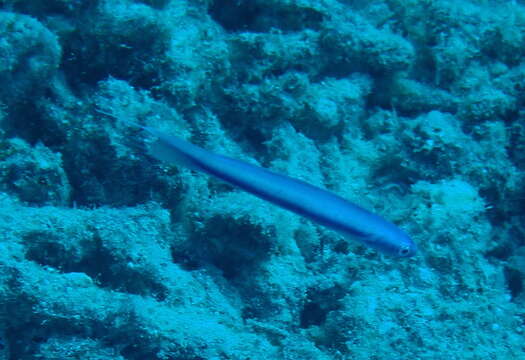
<box><xmin>0</xmin><ymin>1</ymin><xmax>523</xmax><ymax>359</ymax></box>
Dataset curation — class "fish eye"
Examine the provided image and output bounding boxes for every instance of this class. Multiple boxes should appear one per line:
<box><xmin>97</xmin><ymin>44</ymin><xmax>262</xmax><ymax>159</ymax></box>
<box><xmin>398</xmin><ymin>246</ymin><xmax>410</xmax><ymax>257</ymax></box>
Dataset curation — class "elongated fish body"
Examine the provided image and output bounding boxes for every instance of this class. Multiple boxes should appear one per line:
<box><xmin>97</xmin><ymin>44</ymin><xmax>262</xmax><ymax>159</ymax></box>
<box><xmin>141</xmin><ymin>125</ymin><xmax>417</xmax><ymax>257</ymax></box>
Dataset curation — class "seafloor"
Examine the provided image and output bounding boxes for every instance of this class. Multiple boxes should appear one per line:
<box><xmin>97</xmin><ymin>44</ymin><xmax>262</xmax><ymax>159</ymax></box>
<box><xmin>0</xmin><ymin>0</ymin><xmax>523</xmax><ymax>359</ymax></box>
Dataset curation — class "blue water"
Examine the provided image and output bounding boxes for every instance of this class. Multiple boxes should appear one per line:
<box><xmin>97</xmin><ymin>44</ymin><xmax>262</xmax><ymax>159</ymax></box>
<box><xmin>0</xmin><ymin>1</ymin><xmax>523</xmax><ymax>359</ymax></box>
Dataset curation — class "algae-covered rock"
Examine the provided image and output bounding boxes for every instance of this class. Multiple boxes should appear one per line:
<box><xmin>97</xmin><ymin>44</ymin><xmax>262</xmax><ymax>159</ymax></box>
<box><xmin>0</xmin><ymin>0</ymin><xmax>524</xmax><ymax>358</ymax></box>
<box><xmin>0</xmin><ymin>12</ymin><xmax>61</xmax><ymax>102</ymax></box>
<box><xmin>0</xmin><ymin>138</ymin><xmax>70</xmax><ymax>205</ymax></box>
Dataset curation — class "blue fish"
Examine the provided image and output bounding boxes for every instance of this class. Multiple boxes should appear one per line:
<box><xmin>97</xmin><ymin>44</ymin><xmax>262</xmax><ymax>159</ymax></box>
<box><xmin>138</xmin><ymin>124</ymin><xmax>417</xmax><ymax>257</ymax></box>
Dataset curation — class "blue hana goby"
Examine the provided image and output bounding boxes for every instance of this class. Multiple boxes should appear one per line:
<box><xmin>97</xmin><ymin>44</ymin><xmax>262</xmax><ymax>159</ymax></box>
<box><xmin>137</xmin><ymin>124</ymin><xmax>417</xmax><ymax>257</ymax></box>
